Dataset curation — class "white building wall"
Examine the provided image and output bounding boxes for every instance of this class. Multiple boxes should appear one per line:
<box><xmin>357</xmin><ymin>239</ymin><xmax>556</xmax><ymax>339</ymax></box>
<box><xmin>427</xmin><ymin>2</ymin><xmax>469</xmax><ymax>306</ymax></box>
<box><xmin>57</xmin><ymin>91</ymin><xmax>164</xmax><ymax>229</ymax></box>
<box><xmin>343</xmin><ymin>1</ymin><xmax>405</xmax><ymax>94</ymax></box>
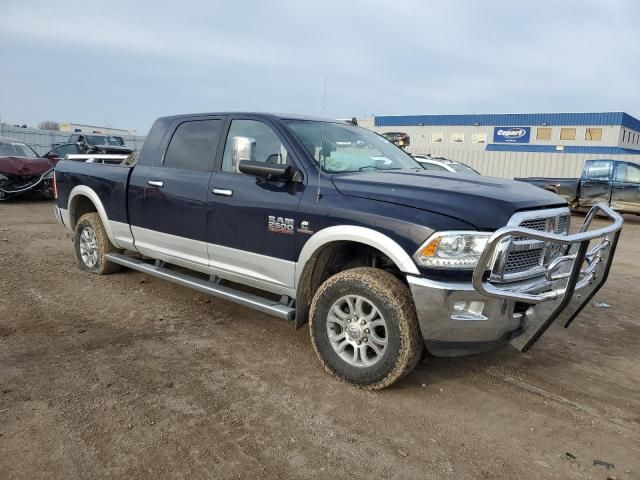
<box><xmin>447</xmin><ymin>151</ymin><xmax>638</xmax><ymax>179</ymax></box>
<box><xmin>358</xmin><ymin>118</ymin><xmax>640</xmax><ymax>179</ymax></box>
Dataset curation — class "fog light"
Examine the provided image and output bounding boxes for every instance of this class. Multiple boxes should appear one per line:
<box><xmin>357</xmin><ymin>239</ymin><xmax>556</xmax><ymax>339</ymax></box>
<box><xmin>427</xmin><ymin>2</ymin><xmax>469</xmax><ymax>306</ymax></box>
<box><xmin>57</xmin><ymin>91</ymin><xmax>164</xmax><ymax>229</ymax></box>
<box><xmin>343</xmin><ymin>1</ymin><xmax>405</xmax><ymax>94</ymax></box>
<box><xmin>451</xmin><ymin>301</ymin><xmax>487</xmax><ymax>321</ymax></box>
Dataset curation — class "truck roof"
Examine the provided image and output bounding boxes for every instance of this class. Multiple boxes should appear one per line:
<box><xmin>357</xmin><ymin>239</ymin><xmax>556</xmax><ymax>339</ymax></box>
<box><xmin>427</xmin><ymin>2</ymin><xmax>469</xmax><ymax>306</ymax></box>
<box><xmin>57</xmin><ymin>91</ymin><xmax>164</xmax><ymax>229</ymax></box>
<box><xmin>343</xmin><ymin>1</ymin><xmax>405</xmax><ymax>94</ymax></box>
<box><xmin>156</xmin><ymin>112</ymin><xmax>350</xmax><ymax>123</ymax></box>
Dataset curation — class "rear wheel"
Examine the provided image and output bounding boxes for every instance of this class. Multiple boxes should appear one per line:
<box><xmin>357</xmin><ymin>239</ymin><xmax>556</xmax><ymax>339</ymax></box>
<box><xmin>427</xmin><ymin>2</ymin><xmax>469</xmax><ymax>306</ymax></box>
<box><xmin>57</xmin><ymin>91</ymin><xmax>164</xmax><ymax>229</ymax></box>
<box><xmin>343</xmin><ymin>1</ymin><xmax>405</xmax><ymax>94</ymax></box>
<box><xmin>309</xmin><ymin>267</ymin><xmax>423</xmax><ymax>390</ymax></box>
<box><xmin>74</xmin><ymin>212</ymin><xmax>121</xmax><ymax>274</ymax></box>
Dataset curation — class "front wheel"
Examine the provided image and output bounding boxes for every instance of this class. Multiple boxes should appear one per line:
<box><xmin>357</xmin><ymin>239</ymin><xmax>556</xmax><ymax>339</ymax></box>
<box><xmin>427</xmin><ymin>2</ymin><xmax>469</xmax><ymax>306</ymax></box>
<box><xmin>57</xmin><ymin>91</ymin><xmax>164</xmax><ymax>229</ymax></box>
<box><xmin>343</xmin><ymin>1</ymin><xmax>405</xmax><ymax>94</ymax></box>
<box><xmin>309</xmin><ymin>268</ymin><xmax>423</xmax><ymax>390</ymax></box>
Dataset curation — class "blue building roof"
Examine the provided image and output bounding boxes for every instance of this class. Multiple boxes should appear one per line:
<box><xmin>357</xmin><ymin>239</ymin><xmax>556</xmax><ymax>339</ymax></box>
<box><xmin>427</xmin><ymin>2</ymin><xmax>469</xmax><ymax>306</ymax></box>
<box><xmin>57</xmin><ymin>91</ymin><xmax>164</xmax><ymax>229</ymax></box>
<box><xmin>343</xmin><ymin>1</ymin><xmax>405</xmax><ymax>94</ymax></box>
<box><xmin>374</xmin><ymin>112</ymin><xmax>640</xmax><ymax>131</ymax></box>
<box><xmin>485</xmin><ymin>144</ymin><xmax>640</xmax><ymax>155</ymax></box>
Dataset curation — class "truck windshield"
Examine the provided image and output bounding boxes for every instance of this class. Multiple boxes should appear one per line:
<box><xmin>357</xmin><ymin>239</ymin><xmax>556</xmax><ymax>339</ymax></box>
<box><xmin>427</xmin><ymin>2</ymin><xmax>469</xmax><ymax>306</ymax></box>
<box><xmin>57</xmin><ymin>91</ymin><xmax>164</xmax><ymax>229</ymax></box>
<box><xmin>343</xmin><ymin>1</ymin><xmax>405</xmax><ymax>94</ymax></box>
<box><xmin>86</xmin><ymin>135</ymin><xmax>125</xmax><ymax>146</ymax></box>
<box><xmin>285</xmin><ymin>120</ymin><xmax>421</xmax><ymax>173</ymax></box>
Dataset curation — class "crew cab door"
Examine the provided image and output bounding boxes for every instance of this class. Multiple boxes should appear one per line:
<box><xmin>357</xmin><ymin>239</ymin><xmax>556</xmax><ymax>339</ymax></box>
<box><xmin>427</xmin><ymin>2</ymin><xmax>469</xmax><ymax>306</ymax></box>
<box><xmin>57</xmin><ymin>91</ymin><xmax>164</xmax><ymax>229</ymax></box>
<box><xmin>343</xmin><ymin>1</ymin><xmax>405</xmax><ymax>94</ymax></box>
<box><xmin>578</xmin><ymin>160</ymin><xmax>613</xmax><ymax>208</ymax></box>
<box><xmin>611</xmin><ymin>162</ymin><xmax>640</xmax><ymax>213</ymax></box>
<box><xmin>205</xmin><ymin>117</ymin><xmax>305</xmax><ymax>295</ymax></box>
<box><xmin>129</xmin><ymin>117</ymin><xmax>224</xmax><ymax>269</ymax></box>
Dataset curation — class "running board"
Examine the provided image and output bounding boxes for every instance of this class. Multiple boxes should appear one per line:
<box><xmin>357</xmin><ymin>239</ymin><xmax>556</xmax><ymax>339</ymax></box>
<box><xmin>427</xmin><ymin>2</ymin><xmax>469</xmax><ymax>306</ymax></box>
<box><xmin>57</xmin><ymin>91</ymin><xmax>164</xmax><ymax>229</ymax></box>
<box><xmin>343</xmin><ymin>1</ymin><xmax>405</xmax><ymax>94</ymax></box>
<box><xmin>105</xmin><ymin>253</ymin><xmax>295</xmax><ymax>321</ymax></box>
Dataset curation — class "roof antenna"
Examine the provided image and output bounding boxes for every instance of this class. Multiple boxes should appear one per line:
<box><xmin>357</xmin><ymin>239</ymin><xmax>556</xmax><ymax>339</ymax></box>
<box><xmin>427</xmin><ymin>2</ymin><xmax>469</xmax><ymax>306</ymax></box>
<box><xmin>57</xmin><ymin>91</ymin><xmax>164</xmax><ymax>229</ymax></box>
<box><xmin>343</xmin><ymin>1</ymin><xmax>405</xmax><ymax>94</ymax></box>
<box><xmin>316</xmin><ymin>77</ymin><xmax>327</xmax><ymax>203</ymax></box>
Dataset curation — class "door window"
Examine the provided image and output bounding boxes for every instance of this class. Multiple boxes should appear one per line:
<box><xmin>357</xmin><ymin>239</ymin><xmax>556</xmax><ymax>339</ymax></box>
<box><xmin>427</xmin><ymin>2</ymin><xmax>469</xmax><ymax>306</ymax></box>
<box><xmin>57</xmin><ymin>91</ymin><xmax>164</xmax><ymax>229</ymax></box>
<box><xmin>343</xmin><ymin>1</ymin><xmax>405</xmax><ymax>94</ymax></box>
<box><xmin>584</xmin><ymin>161</ymin><xmax>612</xmax><ymax>180</ymax></box>
<box><xmin>46</xmin><ymin>144</ymin><xmax>80</xmax><ymax>158</ymax></box>
<box><xmin>222</xmin><ymin>120</ymin><xmax>288</xmax><ymax>173</ymax></box>
<box><xmin>164</xmin><ymin>119</ymin><xmax>222</xmax><ymax>171</ymax></box>
<box><xmin>614</xmin><ymin>163</ymin><xmax>640</xmax><ymax>183</ymax></box>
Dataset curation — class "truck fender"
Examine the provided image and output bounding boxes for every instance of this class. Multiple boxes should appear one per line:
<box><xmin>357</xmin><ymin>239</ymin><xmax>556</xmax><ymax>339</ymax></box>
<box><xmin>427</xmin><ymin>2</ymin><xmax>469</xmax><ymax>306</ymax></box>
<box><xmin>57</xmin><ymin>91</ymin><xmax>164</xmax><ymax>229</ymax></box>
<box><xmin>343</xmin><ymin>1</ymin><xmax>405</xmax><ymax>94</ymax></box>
<box><xmin>294</xmin><ymin>225</ymin><xmax>420</xmax><ymax>288</ymax></box>
<box><xmin>67</xmin><ymin>185</ymin><xmax>118</xmax><ymax>246</ymax></box>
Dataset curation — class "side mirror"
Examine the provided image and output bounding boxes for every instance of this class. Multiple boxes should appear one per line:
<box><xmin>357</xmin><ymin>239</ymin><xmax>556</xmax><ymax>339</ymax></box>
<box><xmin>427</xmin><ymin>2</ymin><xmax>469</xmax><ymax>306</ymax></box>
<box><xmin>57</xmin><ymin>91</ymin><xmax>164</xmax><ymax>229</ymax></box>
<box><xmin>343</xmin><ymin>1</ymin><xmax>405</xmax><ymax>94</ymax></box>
<box><xmin>238</xmin><ymin>160</ymin><xmax>300</xmax><ymax>182</ymax></box>
<box><xmin>232</xmin><ymin>136</ymin><xmax>256</xmax><ymax>173</ymax></box>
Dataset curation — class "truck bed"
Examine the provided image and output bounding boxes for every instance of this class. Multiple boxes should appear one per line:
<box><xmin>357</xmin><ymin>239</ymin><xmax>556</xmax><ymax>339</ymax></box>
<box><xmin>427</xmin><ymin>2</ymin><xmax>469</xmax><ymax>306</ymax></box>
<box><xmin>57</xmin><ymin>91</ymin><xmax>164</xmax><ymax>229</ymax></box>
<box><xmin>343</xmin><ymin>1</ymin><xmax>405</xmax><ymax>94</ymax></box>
<box><xmin>515</xmin><ymin>176</ymin><xmax>579</xmax><ymax>202</ymax></box>
<box><xmin>54</xmin><ymin>160</ymin><xmax>134</xmax><ymax>226</ymax></box>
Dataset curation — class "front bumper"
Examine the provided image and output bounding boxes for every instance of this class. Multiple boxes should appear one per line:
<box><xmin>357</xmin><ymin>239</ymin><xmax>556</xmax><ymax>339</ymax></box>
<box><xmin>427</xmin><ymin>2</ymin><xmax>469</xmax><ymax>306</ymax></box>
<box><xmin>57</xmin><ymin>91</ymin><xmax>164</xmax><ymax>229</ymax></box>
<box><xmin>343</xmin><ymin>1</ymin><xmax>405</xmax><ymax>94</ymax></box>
<box><xmin>0</xmin><ymin>170</ymin><xmax>54</xmax><ymax>201</ymax></box>
<box><xmin>408</xmin><ymin>203</ymin><xmax>623</xmax><ymax>357</ymax></box>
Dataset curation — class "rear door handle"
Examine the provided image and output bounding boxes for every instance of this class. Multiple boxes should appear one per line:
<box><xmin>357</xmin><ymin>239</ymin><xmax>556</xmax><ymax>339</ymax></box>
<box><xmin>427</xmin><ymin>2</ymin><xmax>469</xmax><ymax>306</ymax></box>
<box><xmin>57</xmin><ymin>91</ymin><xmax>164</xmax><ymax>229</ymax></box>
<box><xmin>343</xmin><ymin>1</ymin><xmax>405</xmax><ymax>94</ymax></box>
<box><xmin>147</xmin><ymin>180</ymin><xmax>164</xmax><ymax>187</ymax></box>
<box><xmin>212</xmin><ymin>188</ymin><xmax>233</xmax><ymax>197</ymax></box>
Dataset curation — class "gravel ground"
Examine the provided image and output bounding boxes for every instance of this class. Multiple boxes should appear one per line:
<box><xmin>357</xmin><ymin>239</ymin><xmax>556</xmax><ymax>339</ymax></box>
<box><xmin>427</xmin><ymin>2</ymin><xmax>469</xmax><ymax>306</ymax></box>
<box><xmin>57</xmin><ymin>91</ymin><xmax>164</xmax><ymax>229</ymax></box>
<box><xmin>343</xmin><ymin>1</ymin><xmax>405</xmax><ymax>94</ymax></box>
<box><xmin>1</xmin><ymin>200</ymin><xmax>639</xmax><ymax>479</ymax></box>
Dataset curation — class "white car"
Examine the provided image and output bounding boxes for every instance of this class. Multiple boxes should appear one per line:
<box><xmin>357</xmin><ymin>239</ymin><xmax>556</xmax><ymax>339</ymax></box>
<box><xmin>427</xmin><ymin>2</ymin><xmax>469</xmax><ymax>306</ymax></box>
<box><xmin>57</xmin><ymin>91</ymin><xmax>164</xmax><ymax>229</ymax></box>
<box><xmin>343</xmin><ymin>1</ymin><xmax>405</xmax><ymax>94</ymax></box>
<box><xmin>412</xmin><ymin>154</ymin><xmax>480</xmax><ymax>175</ymax></box>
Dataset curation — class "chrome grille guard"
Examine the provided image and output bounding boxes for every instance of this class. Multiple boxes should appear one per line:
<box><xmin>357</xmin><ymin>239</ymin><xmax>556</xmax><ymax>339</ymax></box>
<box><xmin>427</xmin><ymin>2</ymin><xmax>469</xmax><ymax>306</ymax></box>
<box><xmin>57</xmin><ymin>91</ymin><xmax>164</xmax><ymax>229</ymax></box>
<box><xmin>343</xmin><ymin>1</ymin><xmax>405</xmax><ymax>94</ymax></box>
<box><xmin>471</xmin><ymin>203</ymin><xmax>623</xmax><ymax>352</ymax></box>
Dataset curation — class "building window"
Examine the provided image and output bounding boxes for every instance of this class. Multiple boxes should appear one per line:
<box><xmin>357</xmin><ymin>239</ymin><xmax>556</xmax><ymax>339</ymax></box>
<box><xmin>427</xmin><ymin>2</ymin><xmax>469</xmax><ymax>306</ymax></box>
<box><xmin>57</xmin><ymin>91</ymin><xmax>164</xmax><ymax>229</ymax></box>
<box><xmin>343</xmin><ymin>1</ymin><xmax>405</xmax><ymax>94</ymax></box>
<box><xmin>560</xmin><ymin>128</ymin><xmax>576</xmax><ymax>140</ymax></box>
<box><xmin>472</xmin><ymin>133</ymin><xmax>487</xmax><ymax>143</ymax></box>
<box><xmin>431</xmin><ymin>132</ymin><xmax>443</xmax><ymax>143</ymax></box>
<box><xmin>536</xmin><ymin>127</ymin><xmax>552</xmax><ymax>140</ymax></box>
<box><xmin>585</xmin><ymin>128</ymin><xmax>602</xmax><ymax>141</ymax></box>
<box><xmin>451</xmin><ymin>133</ymin><xmax>465</xmax><ymax>143</ymax></box>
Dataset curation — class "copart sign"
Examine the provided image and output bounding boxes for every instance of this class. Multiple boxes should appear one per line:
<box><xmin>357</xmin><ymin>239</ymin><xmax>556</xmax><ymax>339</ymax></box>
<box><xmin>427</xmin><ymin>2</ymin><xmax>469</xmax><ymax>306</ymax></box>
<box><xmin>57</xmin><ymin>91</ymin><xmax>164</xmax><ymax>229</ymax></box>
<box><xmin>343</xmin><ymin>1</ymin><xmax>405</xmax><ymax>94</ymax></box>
<box><xmin>493</xmin><ymin>127</ymin><xmax>531</xmax><ymax>143</ymax></box>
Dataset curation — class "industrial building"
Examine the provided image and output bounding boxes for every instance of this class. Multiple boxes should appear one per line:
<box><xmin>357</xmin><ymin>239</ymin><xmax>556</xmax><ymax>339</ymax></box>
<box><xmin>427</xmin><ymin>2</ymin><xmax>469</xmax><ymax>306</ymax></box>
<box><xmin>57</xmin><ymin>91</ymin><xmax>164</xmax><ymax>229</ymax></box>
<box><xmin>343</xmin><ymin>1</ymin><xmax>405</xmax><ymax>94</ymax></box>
<box><xmin>359</xmin><ymin>112</ymin><xmax>640</xmax><ymax>179</ymax></box>
<box><xmin>59</xmin><ymin>122</ymin><xmax>136</xmax><ymax>135</ymax></box>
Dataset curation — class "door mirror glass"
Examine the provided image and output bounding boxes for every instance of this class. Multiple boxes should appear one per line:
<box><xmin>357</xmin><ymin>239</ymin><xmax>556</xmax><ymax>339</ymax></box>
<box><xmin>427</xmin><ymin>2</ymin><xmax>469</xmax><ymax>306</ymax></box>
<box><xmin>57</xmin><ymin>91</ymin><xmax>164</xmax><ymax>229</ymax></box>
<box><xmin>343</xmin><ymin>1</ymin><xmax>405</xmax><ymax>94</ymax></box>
<box><xmin>231</xmin><ymin>136</ymin><xmax>256</xmax><ymax>172</ymax></box>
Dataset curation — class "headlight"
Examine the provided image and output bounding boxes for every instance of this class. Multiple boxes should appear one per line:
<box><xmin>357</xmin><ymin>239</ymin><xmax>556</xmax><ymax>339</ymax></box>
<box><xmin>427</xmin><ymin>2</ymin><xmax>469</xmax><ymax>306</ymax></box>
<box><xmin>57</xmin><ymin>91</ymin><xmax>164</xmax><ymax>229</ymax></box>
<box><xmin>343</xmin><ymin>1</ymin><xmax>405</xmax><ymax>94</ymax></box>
<box><xmin>414</xmin><ymin>231</ymin><xmax>492</xmax><ymax>269</ymax></box>
<box><xmin>44</xmin><ymin>170</ymin><xmax>54</xmax><ymax>179</ymax></box>
<box><xmin>0</xmin><ymin>173</ymin><xmax>7</xmax><ymax>186</ymax></box>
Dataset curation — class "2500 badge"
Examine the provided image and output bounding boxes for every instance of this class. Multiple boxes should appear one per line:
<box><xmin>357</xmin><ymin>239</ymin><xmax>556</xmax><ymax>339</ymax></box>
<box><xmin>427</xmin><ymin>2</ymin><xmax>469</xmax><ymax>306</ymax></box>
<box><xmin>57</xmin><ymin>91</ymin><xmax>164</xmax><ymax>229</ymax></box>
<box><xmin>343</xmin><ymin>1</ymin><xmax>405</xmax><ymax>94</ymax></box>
<box><xmin>268</xmin><ymin>216</ymin><xmax>294</xmax><ymax>235</ymax></box>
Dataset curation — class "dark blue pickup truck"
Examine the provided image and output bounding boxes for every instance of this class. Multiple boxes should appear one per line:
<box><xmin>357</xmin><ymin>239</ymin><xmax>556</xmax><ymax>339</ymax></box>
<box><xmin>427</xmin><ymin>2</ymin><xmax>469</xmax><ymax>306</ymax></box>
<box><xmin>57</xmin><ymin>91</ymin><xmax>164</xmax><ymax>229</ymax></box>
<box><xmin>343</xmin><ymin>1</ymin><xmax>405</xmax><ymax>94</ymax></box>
<box><xmin>53</xmin><ymin>113</ymin><xmax>623</xmax><ymax>389</ymax></box>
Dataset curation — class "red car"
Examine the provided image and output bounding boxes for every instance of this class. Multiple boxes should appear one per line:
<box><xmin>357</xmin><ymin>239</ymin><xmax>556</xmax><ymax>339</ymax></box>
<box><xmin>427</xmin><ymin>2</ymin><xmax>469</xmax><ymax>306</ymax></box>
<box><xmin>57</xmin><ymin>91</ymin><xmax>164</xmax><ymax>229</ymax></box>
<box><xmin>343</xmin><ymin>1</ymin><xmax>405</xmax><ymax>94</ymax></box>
<box><xmin>0</xmin><ymin>137</ymin><xmax>56</xmax><ymax>200</ymax></box>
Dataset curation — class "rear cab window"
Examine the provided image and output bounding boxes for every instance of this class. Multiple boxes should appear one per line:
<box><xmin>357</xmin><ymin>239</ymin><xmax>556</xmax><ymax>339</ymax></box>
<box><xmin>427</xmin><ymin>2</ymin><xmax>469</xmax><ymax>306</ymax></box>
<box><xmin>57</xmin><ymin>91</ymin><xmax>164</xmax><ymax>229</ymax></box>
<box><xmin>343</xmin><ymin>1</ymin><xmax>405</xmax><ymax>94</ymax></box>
<box><xmin>584</xmin><ymin>161</ymin><xmax>613</xmax><ymax>180</ymax></box>
<box><xmin>164</xmin><ymin>119</ymin><xmax>223</xmax><ymax>171</ymax></box>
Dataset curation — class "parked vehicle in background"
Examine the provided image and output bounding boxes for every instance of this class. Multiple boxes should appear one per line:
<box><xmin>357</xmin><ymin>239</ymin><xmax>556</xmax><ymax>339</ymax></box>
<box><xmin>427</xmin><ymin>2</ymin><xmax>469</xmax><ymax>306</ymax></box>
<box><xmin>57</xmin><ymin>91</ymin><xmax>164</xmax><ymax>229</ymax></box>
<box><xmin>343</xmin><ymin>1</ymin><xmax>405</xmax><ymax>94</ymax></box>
<box><xmin>412</xmin><ymin>154</ymin><xmax>480</xmax><ymax>175</ymax></box>
<box><xmin>53</xmin><ymin>112</ymin><xmax>622</xmax><ymax>389</ymax></box>
<box><xmin>380</xmin><ymin>131</ymin><xmax>410</xmax><ymax>148</ymax></box>
<box><xmin>517</xmin><ymin>159</ymin><xmax>640</xmax><ymax>214</ymax></box>
<box><xmin>0</xmin><ymin>137</ymin><xmax>55</xmax><ymax>200</ymax></box>
<box><xmin>43</xmin><ymin>134</ymin><xmax>133</xmax><ymax>161</ymax></box>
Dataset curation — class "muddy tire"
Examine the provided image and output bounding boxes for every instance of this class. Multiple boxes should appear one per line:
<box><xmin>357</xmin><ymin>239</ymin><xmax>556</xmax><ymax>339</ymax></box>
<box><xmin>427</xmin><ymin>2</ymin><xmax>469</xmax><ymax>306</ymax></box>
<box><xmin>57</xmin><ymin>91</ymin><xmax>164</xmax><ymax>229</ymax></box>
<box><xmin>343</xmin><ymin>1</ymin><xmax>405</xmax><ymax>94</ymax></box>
<box><xmin>309</xmin><ymin>267</ymin><xmax>423</xmax><ymax>390</ymax></box>
<box><xmin>74</xmin><ymin>212</ymin><xmax>121</xmax><ymax>275</ymax></box>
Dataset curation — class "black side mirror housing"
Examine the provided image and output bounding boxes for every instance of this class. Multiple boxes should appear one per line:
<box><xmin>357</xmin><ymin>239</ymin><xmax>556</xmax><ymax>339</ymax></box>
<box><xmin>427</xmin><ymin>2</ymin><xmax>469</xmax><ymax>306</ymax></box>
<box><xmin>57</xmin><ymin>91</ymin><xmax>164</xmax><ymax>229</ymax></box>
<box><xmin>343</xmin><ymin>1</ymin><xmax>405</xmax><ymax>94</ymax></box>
<box><xmin>238</xmin><ymin>160</ymin><xmax>301</xmax><ymax>182</ymax></box>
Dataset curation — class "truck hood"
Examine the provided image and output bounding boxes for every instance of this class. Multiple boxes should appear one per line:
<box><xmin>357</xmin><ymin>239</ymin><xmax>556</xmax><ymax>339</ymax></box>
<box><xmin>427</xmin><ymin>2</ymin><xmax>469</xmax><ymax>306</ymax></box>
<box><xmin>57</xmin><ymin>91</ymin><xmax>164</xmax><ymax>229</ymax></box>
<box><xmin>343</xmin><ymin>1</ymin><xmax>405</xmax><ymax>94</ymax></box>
<box><xmin>0</xmin><ymin>156</ymin><xmax>54</xmax><ymax>176</ymax></box>
<box><xmin>331</xmin><ymin>170</ymin><xmax>566</xmax><ymax>229</ymax></box>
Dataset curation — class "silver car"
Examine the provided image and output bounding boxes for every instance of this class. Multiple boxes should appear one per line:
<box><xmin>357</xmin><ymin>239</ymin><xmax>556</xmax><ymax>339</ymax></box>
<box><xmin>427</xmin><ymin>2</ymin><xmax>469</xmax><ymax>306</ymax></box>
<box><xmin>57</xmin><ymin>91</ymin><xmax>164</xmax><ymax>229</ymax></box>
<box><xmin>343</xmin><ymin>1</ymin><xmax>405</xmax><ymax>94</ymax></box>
<box><xmin>412</xmin><ymin>154</ymin><xmax>480</xmax><ymax>175</ymax></box>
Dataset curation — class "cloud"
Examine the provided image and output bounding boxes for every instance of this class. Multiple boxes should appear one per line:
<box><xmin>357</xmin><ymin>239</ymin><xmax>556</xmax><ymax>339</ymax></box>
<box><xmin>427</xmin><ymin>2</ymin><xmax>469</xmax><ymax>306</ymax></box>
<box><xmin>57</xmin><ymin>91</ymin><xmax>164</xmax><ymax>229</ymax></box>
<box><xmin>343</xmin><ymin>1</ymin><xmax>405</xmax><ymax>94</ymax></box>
<box><xmin>1</xmin><ymin>0</ymin><xmax>638</xmax><ymax>132</ymax></box>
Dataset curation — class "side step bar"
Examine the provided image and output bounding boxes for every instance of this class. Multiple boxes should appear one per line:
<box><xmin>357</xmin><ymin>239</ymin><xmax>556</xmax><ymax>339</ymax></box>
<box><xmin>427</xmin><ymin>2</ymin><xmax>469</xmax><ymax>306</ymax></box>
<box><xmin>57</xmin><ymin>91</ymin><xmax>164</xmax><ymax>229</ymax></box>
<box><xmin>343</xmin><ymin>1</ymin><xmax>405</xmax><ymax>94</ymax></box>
<box><xmin>105</xmin><ymin>253</ymin><xmax>295</xmax><ymax>321</ymax></box>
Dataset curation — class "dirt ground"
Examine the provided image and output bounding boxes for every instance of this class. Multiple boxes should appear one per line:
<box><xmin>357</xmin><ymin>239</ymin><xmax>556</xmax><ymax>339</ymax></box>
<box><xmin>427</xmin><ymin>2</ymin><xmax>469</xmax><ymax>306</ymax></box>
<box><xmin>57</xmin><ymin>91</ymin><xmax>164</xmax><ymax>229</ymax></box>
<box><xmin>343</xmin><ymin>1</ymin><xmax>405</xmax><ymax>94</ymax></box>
<box><xmin>1</xmin><ymin>200</ymin><xmax>639</xmax><ymax>480</ymax></box>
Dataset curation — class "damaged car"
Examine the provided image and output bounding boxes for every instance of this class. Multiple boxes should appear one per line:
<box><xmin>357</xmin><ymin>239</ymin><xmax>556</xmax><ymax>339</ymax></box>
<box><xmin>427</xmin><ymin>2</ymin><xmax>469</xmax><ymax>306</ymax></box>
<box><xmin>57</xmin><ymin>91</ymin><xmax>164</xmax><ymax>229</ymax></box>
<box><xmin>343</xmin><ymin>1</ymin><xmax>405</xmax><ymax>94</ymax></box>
<box><xmin>0</xmin><ymin>137</ymin><xmax>55</xmax><ymax>201</ymax></box>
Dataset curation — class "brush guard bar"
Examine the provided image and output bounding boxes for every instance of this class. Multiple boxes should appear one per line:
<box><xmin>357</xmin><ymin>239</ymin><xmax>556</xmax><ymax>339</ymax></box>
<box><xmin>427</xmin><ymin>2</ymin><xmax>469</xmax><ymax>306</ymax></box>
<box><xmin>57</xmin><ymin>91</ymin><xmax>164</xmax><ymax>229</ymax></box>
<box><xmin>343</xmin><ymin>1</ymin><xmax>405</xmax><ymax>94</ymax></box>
<box><xmin>472</xmin><ymin>203</ymin><xmax>623</xmax><ymax>352</ymax></box>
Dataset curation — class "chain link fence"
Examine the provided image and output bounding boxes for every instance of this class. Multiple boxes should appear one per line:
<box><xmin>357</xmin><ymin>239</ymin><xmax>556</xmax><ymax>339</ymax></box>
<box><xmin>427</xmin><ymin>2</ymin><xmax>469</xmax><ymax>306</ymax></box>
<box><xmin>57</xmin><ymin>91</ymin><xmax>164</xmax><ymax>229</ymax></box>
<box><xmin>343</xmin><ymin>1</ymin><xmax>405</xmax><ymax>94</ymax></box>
<box><xmin>0</xmin><ymin>123</ymin><xmax>146</xmax><ymax>155</ymax></box>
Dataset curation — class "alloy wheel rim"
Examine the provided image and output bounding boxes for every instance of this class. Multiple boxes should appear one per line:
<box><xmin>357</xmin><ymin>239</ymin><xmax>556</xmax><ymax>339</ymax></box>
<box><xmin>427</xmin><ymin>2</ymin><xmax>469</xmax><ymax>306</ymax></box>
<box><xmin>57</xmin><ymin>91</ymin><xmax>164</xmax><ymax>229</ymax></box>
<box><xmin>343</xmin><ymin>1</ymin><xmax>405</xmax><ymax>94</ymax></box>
<box><xmin>326</xmin><ymin>295</ymin><xmax>388</xmax><ymax>367</ymax></box>
<box><xmin>79</xmin><ymin>226</ymin><xmax>98</xmax><ymax>268</ymax></box>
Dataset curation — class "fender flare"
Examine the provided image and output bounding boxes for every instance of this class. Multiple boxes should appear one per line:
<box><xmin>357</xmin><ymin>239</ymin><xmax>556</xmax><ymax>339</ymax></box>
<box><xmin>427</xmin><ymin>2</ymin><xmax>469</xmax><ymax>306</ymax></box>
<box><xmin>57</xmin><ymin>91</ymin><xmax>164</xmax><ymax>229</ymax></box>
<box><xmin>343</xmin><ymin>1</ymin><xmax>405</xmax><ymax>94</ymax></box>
<box><xmin>294</xmin><ymin>225</ymin><xmax>420</xmax><ymax>288</ymax></box>
<box><xmin>67</xmin><ymin>185</ymin><xmax>118</xmax><ymax>246</ymax></box>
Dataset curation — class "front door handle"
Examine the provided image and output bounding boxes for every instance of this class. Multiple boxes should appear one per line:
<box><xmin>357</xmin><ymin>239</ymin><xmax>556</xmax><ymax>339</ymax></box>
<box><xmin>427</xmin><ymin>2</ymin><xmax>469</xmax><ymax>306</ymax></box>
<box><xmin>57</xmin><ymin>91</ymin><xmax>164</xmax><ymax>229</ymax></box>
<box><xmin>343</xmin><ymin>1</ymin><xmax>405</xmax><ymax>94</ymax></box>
<box><xmin>147</xmin><ymin>180</ymin><xmax>164</xmax><ymax>187</ymax></box>
<box><xmin>212</xmin><ymin>188</ymin><xmax>233</xmax><ymax>197</ymax></box>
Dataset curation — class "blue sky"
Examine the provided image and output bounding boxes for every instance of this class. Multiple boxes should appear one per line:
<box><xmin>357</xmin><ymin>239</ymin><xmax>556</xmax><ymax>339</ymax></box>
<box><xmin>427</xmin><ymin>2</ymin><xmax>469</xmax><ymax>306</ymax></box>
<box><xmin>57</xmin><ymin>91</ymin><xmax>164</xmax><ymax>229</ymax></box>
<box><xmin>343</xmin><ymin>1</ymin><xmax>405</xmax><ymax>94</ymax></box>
<box><xmin>1</xmin><ymin>0</ymin><xmax>638</xmax><ymax>133</ymax></box>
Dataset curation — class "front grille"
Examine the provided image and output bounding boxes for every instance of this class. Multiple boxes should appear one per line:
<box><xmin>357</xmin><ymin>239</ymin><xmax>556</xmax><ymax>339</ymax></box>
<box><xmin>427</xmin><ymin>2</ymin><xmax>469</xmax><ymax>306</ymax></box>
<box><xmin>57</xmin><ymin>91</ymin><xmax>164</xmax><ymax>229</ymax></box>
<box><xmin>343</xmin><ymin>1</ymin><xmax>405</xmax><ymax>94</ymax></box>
<box><xmin>520</xmin><ymin>218</ymin><xmax>548</xmax><ymax>231</ymax></box>
<box><xmin>504</xmin><ymin>248</ymin><xmax>543</xmax><ymax>274</ymax></box>
<box><xmin>495</xmin><ymin>211</ymin><xmax>571</xmax><ymax>281</ymax></box>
